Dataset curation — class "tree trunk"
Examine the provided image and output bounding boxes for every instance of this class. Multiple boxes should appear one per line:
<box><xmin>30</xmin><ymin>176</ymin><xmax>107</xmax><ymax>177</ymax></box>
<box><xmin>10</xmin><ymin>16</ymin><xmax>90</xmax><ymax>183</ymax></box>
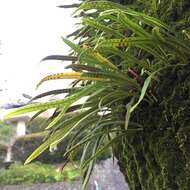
<box><xmin>112</xmin><ymin>1</ymin><xmax>190</xmax><ymax>189</ymax></box>
<box><xmin>115</xmin><ymin>66</ymin><xmax>190</xmax><ymax>190</ymax></box>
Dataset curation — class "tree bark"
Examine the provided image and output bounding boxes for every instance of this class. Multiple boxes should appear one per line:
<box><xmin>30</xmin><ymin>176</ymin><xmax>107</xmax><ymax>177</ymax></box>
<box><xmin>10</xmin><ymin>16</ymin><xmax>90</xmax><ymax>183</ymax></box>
<box><xmin>112</xmin><ymin>1</ymin><xmax>190</xmax><ymax>189</ymax></box>
<box><xmin>115</xmin><ymin>65</ymin><xmax>190</xmax><ymax>190</ymax></box>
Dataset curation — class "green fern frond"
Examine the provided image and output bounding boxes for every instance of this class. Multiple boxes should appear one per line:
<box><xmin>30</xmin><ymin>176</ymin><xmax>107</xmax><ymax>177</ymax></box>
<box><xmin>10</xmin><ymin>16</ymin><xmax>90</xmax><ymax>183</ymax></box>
<box><xmin>119</xmin><ymin>13</ymin><xmax>151</xmax><ymax>37</ymax></box>
<box><xmin>79</xmin><ymin>1</ymin><xmax>170</xmax><ymax>30</ymax></box>
<box><xmin>37</xmin><ymin>72</ymin><xmax>110</xmax><ymax>88</ymax></box>
<box><xmin>5</xmin><ymin>84</ymin><xmax>101</xmax><ymax>119</ymax></box>
<box><xmin>98</xmin><ymin>37</ymin><xmax>153</xmax><ymax>48</ymax></box>
<box><xmin>41</xmin><ymin>55</ymin><xmax>77</xmax><ymax>62</ymax></box>
<box><xmin>30</xmin><ymin>88</ymin><xmax>79</xmax><ymax>101</ymax></box>
<box><xmin>77</xmin><ymin>1</ymin><xmax>127</xmax><ymax>12</ymax></box>
<box><xmin>83</xmin><ymin>18</ymin><xmax>124</xmax><ymax>38</ymax></box>
<box><xmin>5</xmin><ymin>1</ymin><xmax>190</xmax><ymax>190</ymax></box>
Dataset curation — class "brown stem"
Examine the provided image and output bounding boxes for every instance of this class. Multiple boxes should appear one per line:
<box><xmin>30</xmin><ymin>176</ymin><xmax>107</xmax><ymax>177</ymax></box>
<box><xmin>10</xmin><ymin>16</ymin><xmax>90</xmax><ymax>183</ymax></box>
<box><xmin>128</xmin><ymin>68</ymin><xmax>144</xmax><ymax>86</ymax></box>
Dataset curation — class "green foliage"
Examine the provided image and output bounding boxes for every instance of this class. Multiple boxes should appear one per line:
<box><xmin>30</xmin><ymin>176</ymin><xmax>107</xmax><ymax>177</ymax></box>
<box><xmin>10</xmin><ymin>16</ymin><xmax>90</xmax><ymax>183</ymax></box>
<box><xmin>27</xmin><ymin>117</ymin><xmax>47</xmax><ymax>133</ymax></box>
<box><xmin>12</xmin><ymin>133</ymin><xmax>68</xmax><ymax>164</ymax></box>
<box><xmin>116</xmin><ymin>66</ymin><xmax>190</xmax><ymax>189</ymax></box>
<box><xmin>12</xmin><ymin>123</ymin><xmax>110</xmax><ymax>164</ymax></box>
<box><xmin>0</xmin><ymin>121</ymin><xmax>15</xmax><ymax>143</ymax></box>
<box><xmin>0</xmin><ymin>162</ymin><xmax>80</xmax><ymax>185</ymax></box>
<box><xmin>0</xmin><ymin>144</ymin><xmax>7</xmax><ymax>164</ymax></box>
<box><xmin>5</xmin><ymin>1</ymin><xmax>190</xmax><ymax>189</ymax></box>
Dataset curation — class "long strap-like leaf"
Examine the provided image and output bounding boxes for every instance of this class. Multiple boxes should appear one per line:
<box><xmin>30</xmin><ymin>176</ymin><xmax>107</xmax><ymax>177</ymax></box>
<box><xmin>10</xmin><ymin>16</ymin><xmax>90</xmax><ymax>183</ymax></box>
<box><xmin>78</xmin><ymin>1</ymin><xmax>170</xmax><ymax>30</ymax></box>
<box><xmin>5</xmin><ymin>84</ymin><xmax>101</xmax><ymax>119</ymax></box>
<box><xmin>36</xmin><ymin>72</ymin><xmax>111</xmax><ymax>88</ymax></box>
<box><xmin>41</xmin><ymin>55</ymin><xmax>77</xmax><ymax>62</ymax></box>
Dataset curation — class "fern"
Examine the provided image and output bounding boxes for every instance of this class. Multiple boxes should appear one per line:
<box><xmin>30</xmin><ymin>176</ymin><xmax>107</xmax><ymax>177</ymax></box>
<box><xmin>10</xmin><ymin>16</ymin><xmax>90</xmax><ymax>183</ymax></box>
<box><xmin>5</xmin><ymin>1</ymin><xmax>190</xmax><ymax>190</ymax></box>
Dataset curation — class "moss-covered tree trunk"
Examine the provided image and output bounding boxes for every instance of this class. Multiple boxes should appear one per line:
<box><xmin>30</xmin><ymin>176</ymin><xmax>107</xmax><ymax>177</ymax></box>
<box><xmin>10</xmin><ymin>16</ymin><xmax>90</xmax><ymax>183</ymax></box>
<box><xmin>113</xmin><ymin>1</ymin><xmax>190</xmax><ymax>189</ymax></box>
<box><xmin>116</xmin><ymin>68</ymin><xmax>190</xmax><ymax>189</ymax></box>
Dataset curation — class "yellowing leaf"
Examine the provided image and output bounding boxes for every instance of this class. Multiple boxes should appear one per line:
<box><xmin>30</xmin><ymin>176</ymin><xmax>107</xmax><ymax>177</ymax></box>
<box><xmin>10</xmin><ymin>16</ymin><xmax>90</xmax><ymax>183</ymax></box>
<box><xmin>37</xmin><ymin>72</ymin><xmax>109</xmax><ymax>88</ymax></box>
<box><xmin>93</xmin><ymin>52</ymin><xmax>118</xmax><ymax>70</ymax></box>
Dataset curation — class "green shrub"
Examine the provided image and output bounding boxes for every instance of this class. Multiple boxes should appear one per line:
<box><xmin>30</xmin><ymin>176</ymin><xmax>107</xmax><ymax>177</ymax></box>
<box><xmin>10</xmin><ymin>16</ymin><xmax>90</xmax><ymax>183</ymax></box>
<box><xmin>0</xmin><ymin>121</ymin><xmax>15</xmax><ymax>143</ymax></box>
<box><xmin>12</xmin><ymin>133</ymin><xmax>71</xmax><ymax>164</ymax></box>
<box><xmin>0</xmin><ymin>143</ymin><xmax>7</xmax><ymax>164</ymax></box>
<box><xmin>12</xmin><ymin>132</ymin><xmax>110</xmax><ymax>164</ymax></box>
<box><xmin>27</xmin><ymin>117</ymin><xmax>47</xmax><ymax>133</ymax></box>
<box><xmin>0</xmin><ymin>162</ymin><xmax>80</xmax><ymax>185</ymax></box>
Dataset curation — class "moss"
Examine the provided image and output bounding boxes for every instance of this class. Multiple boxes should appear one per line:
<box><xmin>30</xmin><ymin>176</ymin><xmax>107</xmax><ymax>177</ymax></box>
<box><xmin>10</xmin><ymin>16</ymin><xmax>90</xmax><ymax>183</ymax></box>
<box><xmin>117</xmin><ymin>129</ymin><xmax>190</xmax><ymax>189</ymax></box>
<box><xmin>105</xmin><ymin>0</ymin><xmax>190</xmax><ymax>189</ymax></box>
<box><xmin>113</xmin><ymin>0</ymin><xmax>190</xmax><ymax>30</ymax></box>
<box><xmin>157</xmin><ymin>0</ymin><xmax>190</xmax><ymax>30</ymax></box>
<box><xmin>116</xmin><ymin>137</ymin><xmax>142</xmax><ymax>190</ymax></box>
<box><xmin>115</xmin><ymin>65</ymin><xmax>190</xmax><ymax>189</ymax></box>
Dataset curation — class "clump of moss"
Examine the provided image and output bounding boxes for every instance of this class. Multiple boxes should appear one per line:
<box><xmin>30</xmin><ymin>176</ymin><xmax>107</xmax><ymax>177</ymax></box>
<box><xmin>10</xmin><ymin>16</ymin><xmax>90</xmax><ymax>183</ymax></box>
<box><xmin>116</xmin><ymin>66</ymin><xmax>190</xmax><ymax>190</ymax></box>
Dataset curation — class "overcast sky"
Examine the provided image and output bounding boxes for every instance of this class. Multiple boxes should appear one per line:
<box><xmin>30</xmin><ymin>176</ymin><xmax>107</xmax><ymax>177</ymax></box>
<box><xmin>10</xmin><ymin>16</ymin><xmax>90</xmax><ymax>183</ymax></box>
<box><xmin>0</xmin><ymin>0</ymin><xmax>78</xmax><ymax>105</ymax></box>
